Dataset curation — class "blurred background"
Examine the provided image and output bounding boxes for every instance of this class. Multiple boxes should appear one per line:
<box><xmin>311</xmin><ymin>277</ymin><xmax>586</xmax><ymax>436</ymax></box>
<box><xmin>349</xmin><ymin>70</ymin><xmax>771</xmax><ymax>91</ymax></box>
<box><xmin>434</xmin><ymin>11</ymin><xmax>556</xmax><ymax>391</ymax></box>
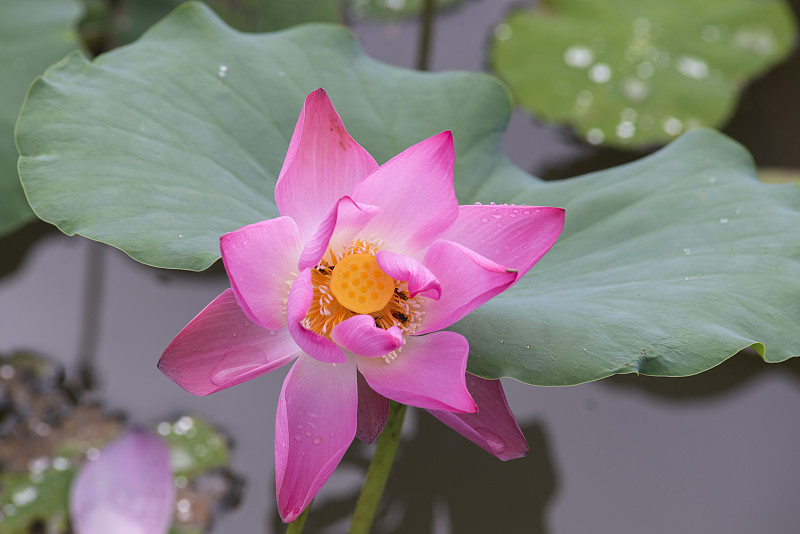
<box><xmin>1</xmin><ymin>0</ymin><xmax>799</xmax><ymax>532</ymax></box>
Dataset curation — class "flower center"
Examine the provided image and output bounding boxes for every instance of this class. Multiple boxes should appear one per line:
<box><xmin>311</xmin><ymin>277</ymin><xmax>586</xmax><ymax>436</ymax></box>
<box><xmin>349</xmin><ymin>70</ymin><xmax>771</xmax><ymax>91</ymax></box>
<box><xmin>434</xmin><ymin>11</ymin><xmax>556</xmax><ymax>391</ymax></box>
<box><xmin>302</xmin><ymin>240</ymin><xmax>423</xmax><ymax>342</ymax></box>
<box><xmin>329</xmin><ymin>253</ymin><xmax>394</xmax><ymax>314</ymax></box>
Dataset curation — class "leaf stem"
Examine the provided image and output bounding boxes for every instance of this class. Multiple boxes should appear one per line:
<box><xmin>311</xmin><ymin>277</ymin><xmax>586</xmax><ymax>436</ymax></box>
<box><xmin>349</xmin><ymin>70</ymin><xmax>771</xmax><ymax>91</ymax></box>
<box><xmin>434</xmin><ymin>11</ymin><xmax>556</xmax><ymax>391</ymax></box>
<box><xmin>348</xmin><ymin>402</ymin><xmax>407</xmax><ymax>534</ymax></box>
<box><xmin>416</xmin><ymin>0</ymin><xmax>436</xmax><ymax>71</ymax></box>
<box><xmin>286</xmin><ymin>502</ymin><xmax>312</xmax><ymax>534</ymax></box>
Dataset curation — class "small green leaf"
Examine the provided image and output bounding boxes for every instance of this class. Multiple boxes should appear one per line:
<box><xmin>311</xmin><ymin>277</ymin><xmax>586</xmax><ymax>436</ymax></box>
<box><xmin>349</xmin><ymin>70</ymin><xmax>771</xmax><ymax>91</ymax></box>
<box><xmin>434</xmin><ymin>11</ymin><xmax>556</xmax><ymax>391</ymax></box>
<box><xmin>17</xmin><ymin>2</ymin><xmax>526</xmax><ymax>270</ymax></box>
<box><xmin>0</xmin><ymin>0</ymin><xmax>83</xmax><ymax>235</ymax></box>
<box><xmin>158</xmin><ymin>416</ymin><xmax>230</xmax><ymax>478</ymax></box>
<box><xmin>0</xmin><ymin>470</ymin><xmax>74</xmax><ymax>533</ymax></box>
<box><xmin>457</xmin><ymin>130</ymin><xmax>800</xmax><ymax>384</ymax></box>
<box><xmin>491</xmin><ymin>0</ymin><xmax>797</xmax><ymax>148</ymax></box>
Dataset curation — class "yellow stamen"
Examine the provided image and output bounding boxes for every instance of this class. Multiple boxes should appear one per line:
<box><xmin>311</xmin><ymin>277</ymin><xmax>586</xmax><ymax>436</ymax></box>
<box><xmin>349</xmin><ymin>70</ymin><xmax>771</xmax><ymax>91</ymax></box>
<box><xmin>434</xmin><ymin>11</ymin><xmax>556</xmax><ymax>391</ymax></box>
<box><xmin>330</xmin><ymin>253</ymin><xmax>394</xmax><ymax>314</ymax></box>
<box><xmin>301</xmin><ymin>240</ymin><xmax>423</xmax><ymax>351</ymax></box>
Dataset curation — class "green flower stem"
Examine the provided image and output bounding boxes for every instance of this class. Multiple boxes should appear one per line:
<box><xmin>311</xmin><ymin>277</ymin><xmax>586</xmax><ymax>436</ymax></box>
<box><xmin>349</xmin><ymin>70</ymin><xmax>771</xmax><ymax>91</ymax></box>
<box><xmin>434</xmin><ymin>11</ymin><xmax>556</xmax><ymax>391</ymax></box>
<box><xmin>286</xmin><ymin>502</ymin><xmax>312</xmax><ymax>534</ymax></box>
<box><xmin>348</xmin><ymin>401</ymin><xmax>408</xmax><ymax>534</ymax></box>
<box><xmin>416</xmin><ymin>0</ymin><xmax>436</xmax><ymax>71</ymax></box>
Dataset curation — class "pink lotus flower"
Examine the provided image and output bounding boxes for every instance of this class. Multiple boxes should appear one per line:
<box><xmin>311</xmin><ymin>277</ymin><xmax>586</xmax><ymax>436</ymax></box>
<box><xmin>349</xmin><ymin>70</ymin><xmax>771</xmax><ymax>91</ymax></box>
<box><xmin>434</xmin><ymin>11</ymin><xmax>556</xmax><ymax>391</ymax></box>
<box><xmin>70</xmin><ymin>429</ymin><xmax>175</xmax><ymax>534</ymax></box>
<box><xmin>158</xmin><ymin>89</ymin><xmax>564</xmax><ymax>522</ymax></box>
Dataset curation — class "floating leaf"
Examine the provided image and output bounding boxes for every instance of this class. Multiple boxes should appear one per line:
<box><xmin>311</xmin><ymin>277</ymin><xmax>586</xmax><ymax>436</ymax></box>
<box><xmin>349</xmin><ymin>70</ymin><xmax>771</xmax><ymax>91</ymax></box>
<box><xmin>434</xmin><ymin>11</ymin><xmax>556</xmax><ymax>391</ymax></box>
<box><xmin>15</xmin><ymin>4</ymin><xmax>800</xmax><ymax>385</ymax></box>
<box><xmin>0</xmin><ymin>0</ymin><xmax>83</xmax><ymax>235</ymax></box>
<box><xmin>456</xmin><ymin>130</ymin><xmax>800</xmax><ymax>384</ymax></box>
<box><xmin>491</xmin><ymin>0</ymin><xmax>797</xmax><ymax>148</ymax></box>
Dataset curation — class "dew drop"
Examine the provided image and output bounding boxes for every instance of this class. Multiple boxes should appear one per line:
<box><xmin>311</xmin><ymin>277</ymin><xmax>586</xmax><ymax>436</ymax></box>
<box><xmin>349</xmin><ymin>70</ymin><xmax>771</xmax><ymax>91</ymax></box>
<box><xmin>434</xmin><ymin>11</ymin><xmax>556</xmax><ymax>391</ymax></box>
<box><xmin>534</xmin><ymin>208</ymin><xmax>542</xmax><ymax>213</ymax></box>
<box><xmin>663</xmin><ymin>117</ymin><xmax>683</xmax><ymax>136</ymax></box>
<box><xmin>622</xmin><ymin>77</ymin><xmax>649</xmax><ymax>102</ymax></box>
<box><xmin>564</xmin><ymin>45</ymin><xmax>594</xmax><ymax>68</ymax></box>
<box><xmin>294</xmin><ymin>433</ymin><xmax>303</xmax><ymax>442</ymax></box>
<box><xmin>210</xmin><ymin>347</ymin><xmax>268</xmax><ymax>385</ymax></box>
<box><xmin>304</xmin><ymin>429</ymin><xmax>313</xmax><ymax>437</ymax></box>
<box><xmin>12</xmin><ymin>486</ymin><xmax>38</xmax><ymax>507</ymax></box>
<box><xmin>480</xmin><ymin>217</ymin><xmax>489</xmax><ymax>223</ymax></box>
<box><xmin>586</xmin><ymin>128</ymin><xmax>605</xmax><ymax>145</ymax></box>
<box><xmin>616</xmin><ymin>121</ymin><xmax>636</xmax><ymax>140</ymax></box>
<box><xmin>492</xmin><ymin>213</ymin><xmax>502</xmax><ymax>219</ymax></box>
<box><xmin>494</xmin><ymin>23</ymin><xmax>512</xmax><ymax>41</ymax></box>
<box><xmin>588</xmin><ymin>63</ymin><xmax>611</xmax><ymax>83</ymax></box>
<box><xmin>636</xmin><ymin>61</ymin><xmax>655</xmax><ymax>79</ymax></box>
<box><xmin>312</xmin><ymin>436</ymin><xmax>323</xmax><ymax>445</ymax></box>
<box><xmin>677</xmin><ymin>56</ymin><xmax>709</xmax><ymax>80</ymax></box>
<box><xmin>474</xmin><ymin>201</ymin><xmax>482</xmax><ymax>205</ymax></box>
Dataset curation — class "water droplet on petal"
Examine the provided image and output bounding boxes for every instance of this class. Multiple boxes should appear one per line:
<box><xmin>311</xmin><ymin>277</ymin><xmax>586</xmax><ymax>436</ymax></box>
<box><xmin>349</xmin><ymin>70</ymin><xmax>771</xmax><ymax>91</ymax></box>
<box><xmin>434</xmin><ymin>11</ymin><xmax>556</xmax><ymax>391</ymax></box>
<box><xmin>312</xmin><ymin>436</ymin><xmax>323</xmax><ymax>445</ymax></box>
<box><xmin>210</xmin><ymin>348</ymin><xmax>268</xmax><ymax>385</ymax></box>
<box><xmin>480</xmin><ymin>217</ymin><xmax>489</xmax><ymax>224</ymax></box>
<box><xmin>294</xmin><ymin>433</ymin><xmax>303</xmax><ymax>442</ymax></box>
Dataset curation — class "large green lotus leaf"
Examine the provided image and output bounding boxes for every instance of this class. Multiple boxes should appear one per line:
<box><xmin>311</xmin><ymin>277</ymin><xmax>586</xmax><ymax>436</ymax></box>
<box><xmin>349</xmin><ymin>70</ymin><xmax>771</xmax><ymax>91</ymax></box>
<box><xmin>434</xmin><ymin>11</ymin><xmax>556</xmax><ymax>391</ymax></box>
<box><xmin>491</xmin><ymin>0</ymin><xmax>797</xmax><ymax>148</ymax></box>
<box><xmin>17</xmin><ymin>3</ymin><xmax>800</xmax><ymax>384</ymax></box>
<box><xmin>17</xmin><ymin>2</ymin><xmax>529</xmax><ymax>270</ymax></box>
<box><xmin>0</xmin><ymin>0</ymin><xmax>83</xmax><ymax>236</ymax></box>
<box><xmin>456</xmin><ymin>130</ymin><xmax>800</xmax><ymax>384</ymax></box>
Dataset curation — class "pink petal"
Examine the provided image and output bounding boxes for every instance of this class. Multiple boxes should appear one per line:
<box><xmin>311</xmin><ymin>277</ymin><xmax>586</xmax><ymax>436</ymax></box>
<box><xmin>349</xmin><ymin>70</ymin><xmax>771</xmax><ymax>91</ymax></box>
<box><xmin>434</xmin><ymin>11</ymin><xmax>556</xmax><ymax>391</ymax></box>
<box><xmin>428</xmin><ymin>374</ymin><xmax>529</xmax><ymax>461</ymax></box>
<box><xmin>357</xmin><ymin>331</ymin><xmax>476</xmax><ymax>413</ymax></box>
<box><xmin>158</xmin><ymin>289</ymin><xmax>300</xmax><ymax>396</ymax></box>
<box><xmin>275</xmin><ymin>354</ymin><xmax>358</xmax><ymax>522</ymax></box>
<box><xmin>274</xmin><ymin>89</ymin><xmax>379</xmax><ymax>240</ymax></box>
<box><xmin>350</xmin><ymin>131</ymin><xmax>458</xmax><ymax>255</ymax></box>
<box><xmin>286</xmin><ymin>269</ymin><xmax>345</xmax><ymax>363</ymax></box>
<box><xmin>70</xmin><ymin>429</ymin><xmax>175</xmax><ymax>534</ymax></box>
<box><xmin>331</xmin><ymin>314</ymin><xmax>404</xmax><ymax>357</ymax></box>
<box><xmin>375</xmin><ymin>250</ymin><xmax>441</xmax><ymax>299</ymax></box>
<box><xmin>416</xmin><ymin>240</ymin><xmax>517</xmax><ymax>334</ymax></box>
<box><xmin>438</xmin><ymin>205</ymin><xmax>565</xmax><ymax>280</ymax></box>
<box><xmin>298</xmin><ymin>196</ymin><xmax>380</xmax><ymax>271</ymax></box>
<box><xmin>356</xmin><ymin>372</ymin><xmax>389</xmax><ymax>444</ymax></box>
<box><xmin>221</xmin><ymin>217</ymin><xmax>302</xmax><ymax>330</ymax></box>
